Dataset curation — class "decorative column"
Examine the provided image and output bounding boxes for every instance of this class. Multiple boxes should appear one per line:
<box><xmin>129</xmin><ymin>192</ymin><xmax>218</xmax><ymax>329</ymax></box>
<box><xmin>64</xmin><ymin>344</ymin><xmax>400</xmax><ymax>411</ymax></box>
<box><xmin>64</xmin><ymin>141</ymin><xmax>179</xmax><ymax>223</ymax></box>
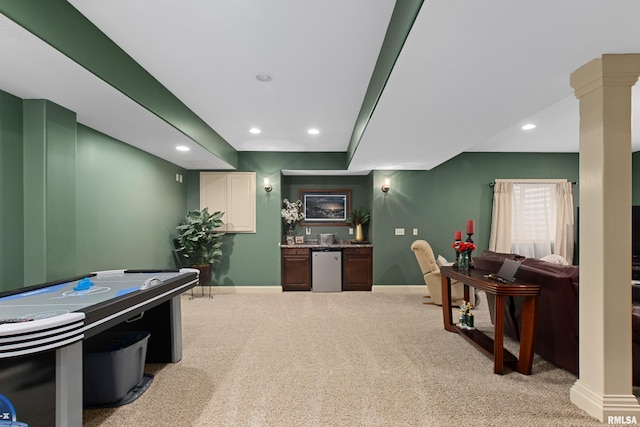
<box><xmin>569</xmin><ymin>54</ymin><xmax>640</xmax><ymax>422</ymax></box>
<box><xmin>23</xmin><ymin>99</ymin><xmax>77</xmax><ymax>285</ymax></box>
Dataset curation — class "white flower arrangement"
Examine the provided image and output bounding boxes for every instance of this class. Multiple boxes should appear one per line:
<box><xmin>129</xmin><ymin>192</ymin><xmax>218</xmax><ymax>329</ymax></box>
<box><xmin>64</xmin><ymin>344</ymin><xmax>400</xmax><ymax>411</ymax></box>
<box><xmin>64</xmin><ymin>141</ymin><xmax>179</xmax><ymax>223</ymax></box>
<box><xmin>281</xmin><ymin>198</ymin><xmax>305</xmax><ymax>225</ymax></box>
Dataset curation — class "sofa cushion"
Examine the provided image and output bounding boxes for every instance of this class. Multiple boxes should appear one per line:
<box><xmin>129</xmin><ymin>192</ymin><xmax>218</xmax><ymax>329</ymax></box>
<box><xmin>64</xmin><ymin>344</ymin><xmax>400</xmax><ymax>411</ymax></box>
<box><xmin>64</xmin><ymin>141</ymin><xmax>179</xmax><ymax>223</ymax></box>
<box><xmin>521</xmin><ymin>258</ymin><xmax>579</xmax><ymax>283</ymax></box>
<box><xmin>541</xmin><ymin>254</ymin><xmax>569</xmax><ymax>265</ymax></box>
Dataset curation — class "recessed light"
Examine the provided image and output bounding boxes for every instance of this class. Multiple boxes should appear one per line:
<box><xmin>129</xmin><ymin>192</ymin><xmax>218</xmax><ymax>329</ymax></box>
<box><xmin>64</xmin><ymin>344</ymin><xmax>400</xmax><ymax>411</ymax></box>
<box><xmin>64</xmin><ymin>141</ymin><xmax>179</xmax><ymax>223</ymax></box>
<box><xmin>307</xmin><ymin>128</ymin><xmax>320</xmax><ymax>135</ymax></box>
<box><xmin>256</xmin><ymin>73</ymin><xmax>272</xmax><ymax>82</ymax></box>
<box><xmin>176</xmin><ymin>145</ymin><xmax>190</xmax><ymax>152</ymax></box>
<box><xmin>521</xmin><ymin>123</ymin><xmax>536</xmax><ymax>130</ymax></box>
<box><xmin>249</xmin><ymin>128</ymin><xmax>262</xmax><ymax>134</ymax></box>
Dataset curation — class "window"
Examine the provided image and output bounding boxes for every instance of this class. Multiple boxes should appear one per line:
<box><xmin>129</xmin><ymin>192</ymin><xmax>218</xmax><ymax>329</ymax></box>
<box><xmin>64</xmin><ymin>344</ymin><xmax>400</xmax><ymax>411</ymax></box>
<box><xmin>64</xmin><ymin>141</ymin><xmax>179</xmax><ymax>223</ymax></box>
<box><xmin>511</xmin><ymin>183</ymin><xmax>557</xmax><ymax>258</ymax></box>
<box><xmin>490</xmin><ymin>179</ymin><xmax>573</xmax><ymax>262</ymax></box>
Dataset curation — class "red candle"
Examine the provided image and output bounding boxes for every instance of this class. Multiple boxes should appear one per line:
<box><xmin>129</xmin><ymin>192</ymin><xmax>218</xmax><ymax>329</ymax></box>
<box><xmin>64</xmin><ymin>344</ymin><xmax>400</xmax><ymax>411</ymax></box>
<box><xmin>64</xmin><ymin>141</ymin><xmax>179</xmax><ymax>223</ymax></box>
<box><xmin>454</xmin><ymin>230</ymin><xmax>462</xmax><ymax>240</ymax></box>
<box><xmin>466</xmin><ymin>220</ymin><xmax>475</xmax><ymax>235</ymax></box>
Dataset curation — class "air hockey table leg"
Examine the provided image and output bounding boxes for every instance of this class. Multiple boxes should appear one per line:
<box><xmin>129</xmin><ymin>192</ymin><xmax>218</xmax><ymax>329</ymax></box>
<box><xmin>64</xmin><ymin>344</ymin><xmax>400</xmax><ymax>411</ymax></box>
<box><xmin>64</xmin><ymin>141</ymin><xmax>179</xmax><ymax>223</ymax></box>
<box><xmin>56</xmin><ymin>341</ymin><xmax>82</xmax><ymax>427</ymax></box>
<box><xmin>169</xmin><ymin>296</ymin><xmax>183</xmax><ymax>362</ymax></box>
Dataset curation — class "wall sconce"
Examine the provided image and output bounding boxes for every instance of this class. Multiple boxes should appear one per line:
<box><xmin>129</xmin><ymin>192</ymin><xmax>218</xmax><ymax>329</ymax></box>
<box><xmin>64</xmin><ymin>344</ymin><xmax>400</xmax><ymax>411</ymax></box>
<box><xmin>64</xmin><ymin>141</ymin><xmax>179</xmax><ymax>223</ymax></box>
<box><xmin>381</xmin><ymin>178</ymin><xmax>391</xmax><ymax>193</ymax></box>
<box><xmin>263</xmin><ymin>178</ymin><xmax>273</xmax><ymax>192</ymax></box>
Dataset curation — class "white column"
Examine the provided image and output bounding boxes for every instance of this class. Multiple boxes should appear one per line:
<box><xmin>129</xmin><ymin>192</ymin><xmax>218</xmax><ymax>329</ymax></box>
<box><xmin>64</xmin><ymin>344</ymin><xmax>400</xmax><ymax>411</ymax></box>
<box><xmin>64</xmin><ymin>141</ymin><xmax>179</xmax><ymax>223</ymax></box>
<box><xmin>570</xmin><ymin>54</ymin><xmax>640</xmax><ymax>422</ymax></box>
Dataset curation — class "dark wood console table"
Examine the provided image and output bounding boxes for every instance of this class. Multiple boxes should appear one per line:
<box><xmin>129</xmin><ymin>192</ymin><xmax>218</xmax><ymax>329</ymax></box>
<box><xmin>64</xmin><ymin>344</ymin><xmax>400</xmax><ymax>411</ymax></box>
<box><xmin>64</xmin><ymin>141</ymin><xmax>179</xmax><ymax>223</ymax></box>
<box><xmin>440</xmin><ymin>266</ymin><xmax>541</xmax><ymax>375</ymax></box>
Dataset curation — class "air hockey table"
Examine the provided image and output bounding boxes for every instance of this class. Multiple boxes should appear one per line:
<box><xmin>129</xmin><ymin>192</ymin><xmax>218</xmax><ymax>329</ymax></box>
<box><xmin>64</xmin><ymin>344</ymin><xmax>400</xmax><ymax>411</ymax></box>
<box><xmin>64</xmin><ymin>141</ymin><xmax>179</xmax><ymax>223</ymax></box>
<box><xmin>0</xmin><ymin>268</ymin><xmax>199</xmax><ymax>427</ymax></box>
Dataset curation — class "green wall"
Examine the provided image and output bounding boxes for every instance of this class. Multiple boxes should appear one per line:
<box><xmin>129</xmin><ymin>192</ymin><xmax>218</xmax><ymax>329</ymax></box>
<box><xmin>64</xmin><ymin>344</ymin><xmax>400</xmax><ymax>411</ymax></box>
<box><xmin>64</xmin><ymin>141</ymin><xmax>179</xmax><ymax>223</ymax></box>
<box><xmin>3</xmin><ymin>94</ymin><xmax>638</xmax><ymax>291</ymax></box>
<box><xmin>186</xmin><ymin>152</ymin><xmax>350</xmax><ymax>286</ymax></box>
<box><xmin>282</xmin><ymin>174</ymin><xmax>372</xmax><ymax>241</ymax></box>
<box><xmin>185</xmin><ymin>151</ymin><xmax>582</xmax><ymax>288</ymax></box>
<box><xmin>371</xmin><ymin>152</ymin><xmax>580</xmax><ymax>286</ymax></box>
<box><xmin>76</xmin><ymin>125</ymin><xmax>187</xmax><ymax>272</ymax></box>
<box><xmin>0</xmin><ymin>91</ymin><xmax>24</xmax><ymax>290</ymax></box>
<box><xmin>0</xmin><ymin>91</ymin><xmax>188</xmax><ymax>292</ymax></box>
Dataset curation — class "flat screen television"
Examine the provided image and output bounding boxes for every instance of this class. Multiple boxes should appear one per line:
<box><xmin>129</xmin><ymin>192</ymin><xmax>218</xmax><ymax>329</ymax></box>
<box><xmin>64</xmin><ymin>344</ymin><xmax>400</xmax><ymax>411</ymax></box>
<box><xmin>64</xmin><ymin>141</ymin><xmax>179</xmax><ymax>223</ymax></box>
<box><xmin>634</xmin><ymin>206</ymin><xmax>640</xmax><ymax>266</ymax></box>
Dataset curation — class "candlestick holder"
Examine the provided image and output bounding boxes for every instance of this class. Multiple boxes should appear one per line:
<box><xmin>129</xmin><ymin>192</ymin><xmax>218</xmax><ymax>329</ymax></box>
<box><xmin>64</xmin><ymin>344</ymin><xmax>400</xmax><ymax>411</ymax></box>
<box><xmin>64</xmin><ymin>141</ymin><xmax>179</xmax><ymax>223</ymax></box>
<box><xmin>465</xmin><ymin>233</ymin><xmax>475</xmax><ymax>268</ymax></box>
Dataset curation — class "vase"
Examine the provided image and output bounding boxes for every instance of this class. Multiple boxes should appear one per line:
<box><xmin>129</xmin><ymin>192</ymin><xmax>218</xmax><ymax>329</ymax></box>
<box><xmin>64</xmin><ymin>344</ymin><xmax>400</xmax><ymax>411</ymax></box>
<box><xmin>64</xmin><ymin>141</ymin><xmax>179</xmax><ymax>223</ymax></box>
<box><xmin>286</xmin><ymin>224</ymin><xmax>295</xmax><ymax>244</ymax></box>
<box><xmin>458</xmin><ymin>252</ymin><xmax>469</xmax><ymax>272</ymax></box>
<box><xmin>355</xmin><ymin>223</ymin><xmax>364</xmax><ymax>242</ymax></box>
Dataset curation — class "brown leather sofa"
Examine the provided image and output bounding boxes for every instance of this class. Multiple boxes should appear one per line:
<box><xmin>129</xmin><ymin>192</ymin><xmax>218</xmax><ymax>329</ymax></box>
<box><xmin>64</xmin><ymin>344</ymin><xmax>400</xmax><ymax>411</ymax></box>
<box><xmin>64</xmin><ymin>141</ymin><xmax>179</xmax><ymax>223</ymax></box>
<box><xmin>474</xmin><ymin>250</ymin><xmax>640</xmax><ymax>384</ymax></box>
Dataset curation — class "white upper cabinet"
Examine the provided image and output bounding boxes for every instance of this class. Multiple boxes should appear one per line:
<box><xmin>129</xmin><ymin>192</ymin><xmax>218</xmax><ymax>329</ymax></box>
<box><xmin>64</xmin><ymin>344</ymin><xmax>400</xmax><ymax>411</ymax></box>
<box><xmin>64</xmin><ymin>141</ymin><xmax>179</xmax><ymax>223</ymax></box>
<box><xmin>200</xmin><ymin>172</ymin><xmax>256</xmax><ymax>233</ymax></box>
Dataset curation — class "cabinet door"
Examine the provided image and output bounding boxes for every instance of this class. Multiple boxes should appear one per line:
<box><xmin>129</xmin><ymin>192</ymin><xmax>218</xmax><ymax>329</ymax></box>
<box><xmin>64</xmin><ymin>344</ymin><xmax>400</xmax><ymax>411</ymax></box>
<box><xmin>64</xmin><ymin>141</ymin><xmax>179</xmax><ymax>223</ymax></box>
<box><xmin>200</xmin><ymin>172</ymin><xmax>227</xmax><ymax>219</ymax></box>
<box><xmin>200</xmin><ymin>172</ymin><xmax>256</xmax><ymax>233</ymax></box>
<box><xmin>226</xmin><ymin>173</ymin><xmax>256</xmax><ymax>232</ymax></box>
<box><xmin>281</xmin><ymin>248</ymin><xmax>311</xmax><ymax>291</ymax></box>
<box><xmin>342</xmin><ymin>247</ymin><xmax>372</xmax><ymax>291</ymax></box>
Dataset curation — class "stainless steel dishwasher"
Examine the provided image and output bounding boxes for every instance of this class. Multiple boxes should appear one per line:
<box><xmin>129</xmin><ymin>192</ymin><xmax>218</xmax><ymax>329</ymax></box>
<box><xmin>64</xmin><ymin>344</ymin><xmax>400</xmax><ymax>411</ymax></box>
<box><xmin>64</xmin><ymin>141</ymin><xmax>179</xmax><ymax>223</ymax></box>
<box><xmin>312</xmin><ymin>249</ymin><xmax>342</xmax><ymax>292</ymax></box>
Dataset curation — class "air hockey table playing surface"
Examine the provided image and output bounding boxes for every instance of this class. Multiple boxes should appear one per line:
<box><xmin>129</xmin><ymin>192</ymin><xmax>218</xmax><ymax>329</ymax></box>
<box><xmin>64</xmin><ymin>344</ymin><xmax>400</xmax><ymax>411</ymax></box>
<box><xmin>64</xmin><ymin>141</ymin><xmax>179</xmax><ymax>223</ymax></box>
<box><xmin>0</xmin><ymin>270</ymin><xmax>194</xmax><ymax>323</ymax></box>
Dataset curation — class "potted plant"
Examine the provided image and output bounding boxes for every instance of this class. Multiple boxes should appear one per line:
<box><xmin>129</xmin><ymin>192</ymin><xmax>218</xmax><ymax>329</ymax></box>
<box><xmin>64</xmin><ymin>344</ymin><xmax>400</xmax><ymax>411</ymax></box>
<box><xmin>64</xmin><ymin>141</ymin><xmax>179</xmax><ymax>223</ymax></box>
<box><xmin>347</xmin><ymin>207</ymin><xmax>370</xmax><ymax>242</ymax></box>
<box><xmin>175</xmin><ymin>207</ymin><xmax>225</xmax><ymax>285</ymax></box>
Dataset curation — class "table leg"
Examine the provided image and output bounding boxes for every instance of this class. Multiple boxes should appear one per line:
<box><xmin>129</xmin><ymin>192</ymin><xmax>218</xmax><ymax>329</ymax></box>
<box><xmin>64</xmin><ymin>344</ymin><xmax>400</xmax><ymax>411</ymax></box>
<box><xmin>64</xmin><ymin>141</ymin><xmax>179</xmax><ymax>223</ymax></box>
<box><xmin>493</xmin><ymin>295</ymin><xmax>505</xmax><ymax>374</ymax></box>
<box><xmin>516</xmin><ymin>295</ymin><xmax>539</xmax><ymax>374</ymax></box>
<box><xmin>56</xmin><ymin>341</ymin><xmax>82</xmax><ymax>427</ymax></box>
<box><xmin>441</xmin><ymin>275</ymin><xmax>456</xmax><ymax>332</ymax></box>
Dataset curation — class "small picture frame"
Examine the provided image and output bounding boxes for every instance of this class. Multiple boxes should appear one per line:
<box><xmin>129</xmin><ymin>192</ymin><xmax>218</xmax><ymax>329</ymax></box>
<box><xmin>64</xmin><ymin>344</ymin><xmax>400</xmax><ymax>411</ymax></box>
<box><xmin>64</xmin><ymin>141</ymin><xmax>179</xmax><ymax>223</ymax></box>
<box><xmin>286</xmin><ymin>235</ymin><xmax>295</xmax><ymax>245</ymax></box>
<box><xmin>295</xmin><ymin>236</ymin><xmax>304</xmax><ymax>244</ymax></box>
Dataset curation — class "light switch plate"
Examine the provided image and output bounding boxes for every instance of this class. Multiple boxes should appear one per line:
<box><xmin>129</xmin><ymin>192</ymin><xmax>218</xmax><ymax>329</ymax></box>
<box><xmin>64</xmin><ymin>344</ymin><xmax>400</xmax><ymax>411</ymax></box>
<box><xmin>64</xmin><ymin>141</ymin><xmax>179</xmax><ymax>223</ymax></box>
<box><xmin>413</xmin><ymin>228</ymin><xmax>418</xmax><ymax>235</ymax></box>
<box><xmin>395</xmin><ymin>228</ymin><xmax>405</xmax><ymax>236</ymax></box>
<box><xmin>349</xmin><ymin>228</ymin><xmax>353</xmax><ymax>235</ymax></box>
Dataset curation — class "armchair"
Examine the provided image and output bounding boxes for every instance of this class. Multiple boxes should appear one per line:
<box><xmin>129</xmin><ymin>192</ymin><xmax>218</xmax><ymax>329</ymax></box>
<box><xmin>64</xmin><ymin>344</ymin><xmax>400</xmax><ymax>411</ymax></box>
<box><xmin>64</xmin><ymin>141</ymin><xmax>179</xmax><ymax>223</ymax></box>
<box><xmin>411</xmin><ymin>240</ymin><xmax>464</xmax><ymax>305</ymax></box>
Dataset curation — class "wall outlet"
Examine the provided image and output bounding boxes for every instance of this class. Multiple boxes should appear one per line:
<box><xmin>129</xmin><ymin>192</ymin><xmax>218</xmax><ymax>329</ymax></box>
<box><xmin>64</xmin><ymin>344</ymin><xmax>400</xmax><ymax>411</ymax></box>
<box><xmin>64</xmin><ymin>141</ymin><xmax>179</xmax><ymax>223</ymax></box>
<box><xmin>395</xmin><ymin>228</ymin><xmax>405</xmax><ymax>236</ymax></box>
<box><xmin>349</xmin><ymin>228</ymin><xmax>353</xmax><ymax>235</ymax></box>
<box><xmin>413</xmin><ymin>228</ymin><xmax>418</xmax><ymax>236</ymax></box>
<box><xmin>306</xmin><ymin>227</ymin><xmax>312</xmax><ymax>235</ymax></box>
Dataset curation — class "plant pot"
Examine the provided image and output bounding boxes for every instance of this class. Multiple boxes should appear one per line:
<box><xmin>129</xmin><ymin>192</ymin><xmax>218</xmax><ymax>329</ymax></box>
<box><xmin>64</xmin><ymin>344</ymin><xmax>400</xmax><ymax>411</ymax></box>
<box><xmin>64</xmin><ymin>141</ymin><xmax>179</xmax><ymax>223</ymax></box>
<box><xmin>355</xmin><ymin>224</ymin><xmax>364</xmax><ymax>242</ymax></box>
<box><xmin>193</xmin><ymin>264</ymin><xmax>212</xmax><ymax>286</ymax></box>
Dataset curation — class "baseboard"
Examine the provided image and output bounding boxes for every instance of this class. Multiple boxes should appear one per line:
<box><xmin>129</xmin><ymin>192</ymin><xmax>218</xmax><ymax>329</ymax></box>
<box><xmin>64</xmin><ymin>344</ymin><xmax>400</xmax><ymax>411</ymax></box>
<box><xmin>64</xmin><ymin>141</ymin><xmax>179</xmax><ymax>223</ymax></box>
<box><xmin>372</xmin><ymin>285</ymin><xmax>427</xmax><ymax>294</ymax></box>
<box><xmin>190</xmin><ymin>285</ymin><xmax>426</xmax><ymax>295</ymax></box>
<box><xmin>191</xmin><ymin>285</ymin><xmax>283</xmax><ymax>294</ymax></box>
<box><xmin>570</xmin><ymin>379</ymin><xmax>640</xmax><ymax>422</ymax></box>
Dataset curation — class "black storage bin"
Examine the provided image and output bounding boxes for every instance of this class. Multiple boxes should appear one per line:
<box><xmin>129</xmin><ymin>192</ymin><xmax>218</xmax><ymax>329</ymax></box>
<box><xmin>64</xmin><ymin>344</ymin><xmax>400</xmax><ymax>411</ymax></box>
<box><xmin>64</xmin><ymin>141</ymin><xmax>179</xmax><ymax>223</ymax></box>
<box><xmin>83</xmin><ymin>330</ymin><xmax>150</xmax><ymax>406</ymax></box>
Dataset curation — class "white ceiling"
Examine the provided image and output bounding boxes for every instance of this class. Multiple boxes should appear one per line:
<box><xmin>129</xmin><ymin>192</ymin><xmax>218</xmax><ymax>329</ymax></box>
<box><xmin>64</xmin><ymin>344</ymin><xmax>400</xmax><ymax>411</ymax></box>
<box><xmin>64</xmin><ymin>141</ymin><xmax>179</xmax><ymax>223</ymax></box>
<box><xmin>2</xmin><ymin>1</ymin><xmax>640</xmax><ymax>172</ymax></box>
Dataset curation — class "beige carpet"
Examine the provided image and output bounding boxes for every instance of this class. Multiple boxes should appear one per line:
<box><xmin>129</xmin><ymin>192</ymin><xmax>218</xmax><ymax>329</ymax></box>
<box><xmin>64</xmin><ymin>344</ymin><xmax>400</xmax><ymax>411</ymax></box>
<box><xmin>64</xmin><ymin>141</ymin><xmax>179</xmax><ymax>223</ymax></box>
<box><xmin>83</xmin><ymin>291</ymin><xmax>618</xmax><ymax>426</ymax></box>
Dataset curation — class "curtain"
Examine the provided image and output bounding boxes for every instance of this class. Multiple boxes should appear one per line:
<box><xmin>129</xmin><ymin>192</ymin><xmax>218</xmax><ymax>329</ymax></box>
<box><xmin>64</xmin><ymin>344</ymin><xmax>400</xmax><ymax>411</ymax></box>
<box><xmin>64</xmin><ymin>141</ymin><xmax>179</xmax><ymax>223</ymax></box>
<box><xmin>489</xmin><ymin>181</ymin><xmax>513</xmax><ymax>253</ymax></box>
<box><xmin>555</xmin><ymin>181</ymin><xmax>574</xmax><ymax>262</ymax></box>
